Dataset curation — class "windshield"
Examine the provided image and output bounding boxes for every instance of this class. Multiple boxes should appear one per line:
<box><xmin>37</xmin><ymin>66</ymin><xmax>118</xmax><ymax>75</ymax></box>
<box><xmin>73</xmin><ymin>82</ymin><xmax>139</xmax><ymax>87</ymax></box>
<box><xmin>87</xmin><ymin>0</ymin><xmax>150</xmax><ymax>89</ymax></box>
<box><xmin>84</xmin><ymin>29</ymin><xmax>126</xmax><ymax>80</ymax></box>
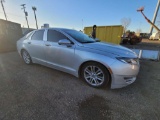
<box><xmin>63</xmin><ymin>29</ymin><xmax>96</xmax><ymax>43</ymax></box>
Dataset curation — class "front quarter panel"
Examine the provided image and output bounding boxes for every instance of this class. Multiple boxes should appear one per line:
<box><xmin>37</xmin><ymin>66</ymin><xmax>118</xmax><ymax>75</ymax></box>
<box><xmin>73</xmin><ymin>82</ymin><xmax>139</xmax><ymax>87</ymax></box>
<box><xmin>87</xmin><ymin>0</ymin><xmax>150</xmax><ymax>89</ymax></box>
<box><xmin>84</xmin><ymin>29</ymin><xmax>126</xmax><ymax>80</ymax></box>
<box><xmin>74</xmin><ymin>46</ymin><xmax>117</xmax><ymax>77</ymax></box>
<box><xmin>74</xmin><ymin>45</ymin><xmax>140</xmax><ymax>89</ymax></box>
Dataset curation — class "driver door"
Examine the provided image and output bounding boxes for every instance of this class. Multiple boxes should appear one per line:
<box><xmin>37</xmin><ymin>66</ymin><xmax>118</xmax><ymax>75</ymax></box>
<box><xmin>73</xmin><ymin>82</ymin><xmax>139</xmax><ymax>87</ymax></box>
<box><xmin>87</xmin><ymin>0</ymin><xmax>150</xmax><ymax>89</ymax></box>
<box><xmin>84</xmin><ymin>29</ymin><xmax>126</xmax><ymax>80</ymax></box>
<box><xmin>44</xmin><ymin>30</ymin><xmax>76</xmax><ymax>72</ymax></box>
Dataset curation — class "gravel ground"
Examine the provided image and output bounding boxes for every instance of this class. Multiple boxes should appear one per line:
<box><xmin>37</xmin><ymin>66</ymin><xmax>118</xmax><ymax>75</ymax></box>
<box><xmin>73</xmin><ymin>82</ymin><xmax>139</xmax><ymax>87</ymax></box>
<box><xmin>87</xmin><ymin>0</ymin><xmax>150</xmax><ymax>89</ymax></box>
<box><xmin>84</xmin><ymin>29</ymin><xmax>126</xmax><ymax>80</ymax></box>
<box><xmin>122</xmin><ymin>39</ymin><xmax>160</xmax><ymax>51</ymax></box>
<box><xmin>0</xmin><ymin>51</ymin><xmax>160</xmax><ymax>120</ymax></box>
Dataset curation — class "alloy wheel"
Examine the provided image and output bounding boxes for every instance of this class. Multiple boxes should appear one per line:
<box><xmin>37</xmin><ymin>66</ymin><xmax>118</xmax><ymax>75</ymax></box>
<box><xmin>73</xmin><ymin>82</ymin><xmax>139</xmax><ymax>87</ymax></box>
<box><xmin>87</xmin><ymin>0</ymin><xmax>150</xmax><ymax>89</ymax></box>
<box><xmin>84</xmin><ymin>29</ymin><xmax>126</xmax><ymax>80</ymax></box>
<box><xmin>22</xmin><ymin>50</ymin><xmax>31</xmax><ymax>64</ymax></box>
<box><xmin>84</xmin><ymin>65</ymin><xmax>105</xmax><ymax>86</ymax></box>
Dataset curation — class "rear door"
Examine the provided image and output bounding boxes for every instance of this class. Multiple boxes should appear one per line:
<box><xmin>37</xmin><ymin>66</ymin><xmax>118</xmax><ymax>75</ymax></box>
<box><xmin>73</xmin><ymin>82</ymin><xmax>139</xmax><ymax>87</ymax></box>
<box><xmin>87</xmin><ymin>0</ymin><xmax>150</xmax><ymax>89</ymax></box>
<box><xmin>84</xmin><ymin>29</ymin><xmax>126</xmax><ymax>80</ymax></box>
<box><xmin>44</xmin><ymin>29</ymin><xmax>76</xmax><ymax>71</ymax></box>
<box><xmin>26</xmin><ymin>30</ymin><xmax>46</xmax><ymax>63</ymax></box>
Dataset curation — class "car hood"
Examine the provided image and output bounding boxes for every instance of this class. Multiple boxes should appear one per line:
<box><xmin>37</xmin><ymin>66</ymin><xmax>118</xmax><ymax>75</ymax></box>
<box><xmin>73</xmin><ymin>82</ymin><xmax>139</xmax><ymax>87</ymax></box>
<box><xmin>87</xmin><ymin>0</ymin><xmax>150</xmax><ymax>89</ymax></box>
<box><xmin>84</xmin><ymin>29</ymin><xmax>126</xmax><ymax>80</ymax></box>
<box><xmin>82</xmin><ymin>42</ymin><xmax>137</xmax><ymax>58</ymax></box>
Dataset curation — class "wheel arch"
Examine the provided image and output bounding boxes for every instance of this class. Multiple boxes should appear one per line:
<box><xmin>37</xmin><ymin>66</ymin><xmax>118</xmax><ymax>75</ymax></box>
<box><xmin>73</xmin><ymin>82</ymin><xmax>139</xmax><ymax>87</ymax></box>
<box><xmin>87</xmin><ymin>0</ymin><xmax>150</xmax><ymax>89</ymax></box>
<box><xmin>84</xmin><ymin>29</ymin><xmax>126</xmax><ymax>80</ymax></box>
<box><xmin>20</xmin><ymin>48</ymin><xmax>32</xmax><ymax>64</ymax></box>
<box><xmin>78</xmin><ymin>60</ymin><xmax>112</xmax><ymax>83</ymax></box>
<box><xmin>20</xmin><ymin>48</ymin><xmax>29</xmax><ymax>56</ymax></box>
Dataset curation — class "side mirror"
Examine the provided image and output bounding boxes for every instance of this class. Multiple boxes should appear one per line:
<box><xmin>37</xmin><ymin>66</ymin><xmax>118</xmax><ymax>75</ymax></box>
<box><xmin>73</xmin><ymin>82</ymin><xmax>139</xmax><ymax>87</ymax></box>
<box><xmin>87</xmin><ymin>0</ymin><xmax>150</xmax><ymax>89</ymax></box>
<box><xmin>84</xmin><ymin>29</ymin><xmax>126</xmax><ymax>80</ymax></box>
<box><xmin>88</xmin><ymin>35</ymin><xmax>92</xmax><ymax>38</ymax></box>
<box><xmin>58</xmin><ymin>39</ymin><xmax>72</xmax><ymax>47</ymax></box>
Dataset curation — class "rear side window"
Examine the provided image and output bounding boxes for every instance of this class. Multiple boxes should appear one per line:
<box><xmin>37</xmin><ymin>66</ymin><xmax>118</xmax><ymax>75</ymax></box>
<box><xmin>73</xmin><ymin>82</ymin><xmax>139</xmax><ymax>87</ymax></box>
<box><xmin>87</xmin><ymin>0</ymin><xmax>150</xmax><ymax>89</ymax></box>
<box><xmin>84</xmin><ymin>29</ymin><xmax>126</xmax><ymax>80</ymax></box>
<box><xmin>21</xmin><ymin>31</ymin><xmax>33</xmax><ymax>40</ymax></box>
<box><xmin>31</xmin><ymin>30</ymin><xmax>44</xmax><ymax>40</ymax></box>
<box><xmin>25</xmin><ymin>32</ymin><xmax>32</xmax><ymax>38</ymax></box>
<box><xmin>25</xmin><ymin>31</ymin><xmax>33</xmax><ymax>39</ymax></box>
<box><xmin>47</xmin><ymin>30</ymin><xmax>67</xmax><ymax>42</ymax></box>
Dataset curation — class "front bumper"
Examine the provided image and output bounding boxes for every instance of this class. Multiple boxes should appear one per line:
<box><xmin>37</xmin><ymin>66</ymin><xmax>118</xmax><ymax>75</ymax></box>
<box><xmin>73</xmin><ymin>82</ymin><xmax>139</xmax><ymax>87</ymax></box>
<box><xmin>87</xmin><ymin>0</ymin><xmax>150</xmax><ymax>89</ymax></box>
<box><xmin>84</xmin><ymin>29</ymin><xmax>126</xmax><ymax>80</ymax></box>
<box><xmin>111</xmin><ymin>75</ymin><xmax>137</xmax><ymax>89</ymax></box>
<box><xmin>110</xmin><ymin>60</ymin><xmax>140</xmax><ymax>89</ymax></box>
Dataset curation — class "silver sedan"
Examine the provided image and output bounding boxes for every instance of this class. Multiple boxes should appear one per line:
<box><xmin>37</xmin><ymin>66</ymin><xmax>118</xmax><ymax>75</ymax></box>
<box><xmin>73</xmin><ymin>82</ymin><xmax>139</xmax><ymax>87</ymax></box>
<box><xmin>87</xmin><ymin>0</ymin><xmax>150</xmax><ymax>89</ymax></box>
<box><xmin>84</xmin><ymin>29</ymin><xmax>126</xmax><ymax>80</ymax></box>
<box><xmin>17</xmin><ymin>28</ymin><xmax>140</xmax><ymax>89</ymax></box>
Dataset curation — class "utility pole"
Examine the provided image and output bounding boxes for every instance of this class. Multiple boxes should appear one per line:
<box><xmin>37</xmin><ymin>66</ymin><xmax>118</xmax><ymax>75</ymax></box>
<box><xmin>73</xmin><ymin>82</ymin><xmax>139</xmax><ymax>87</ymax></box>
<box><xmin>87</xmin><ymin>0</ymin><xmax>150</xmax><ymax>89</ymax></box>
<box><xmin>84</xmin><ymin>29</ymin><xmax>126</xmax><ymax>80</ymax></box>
<box><xmin>21</xmin><ymin>4</ymin><xmax>29</xmax><ymax>29</ymax></box>
<box><xmin>32</xmin><ymin>6</ymin><xmax>38</xmax><ymax>29</ymax></box>
<box><xmin>1</xmin><ymin>0</ymin><xmax>7</xmax><ymax>20</ymax></box>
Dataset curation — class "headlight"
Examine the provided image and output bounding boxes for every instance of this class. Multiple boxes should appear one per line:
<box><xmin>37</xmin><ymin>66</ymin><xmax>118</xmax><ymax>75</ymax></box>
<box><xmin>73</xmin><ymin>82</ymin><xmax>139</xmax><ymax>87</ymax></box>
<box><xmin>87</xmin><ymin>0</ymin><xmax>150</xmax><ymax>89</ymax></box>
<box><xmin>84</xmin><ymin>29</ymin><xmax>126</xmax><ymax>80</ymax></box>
<box><xmin>117</xmin><ymin>57</ymin><xmax>139</xmax><ymax>65</ymax></box>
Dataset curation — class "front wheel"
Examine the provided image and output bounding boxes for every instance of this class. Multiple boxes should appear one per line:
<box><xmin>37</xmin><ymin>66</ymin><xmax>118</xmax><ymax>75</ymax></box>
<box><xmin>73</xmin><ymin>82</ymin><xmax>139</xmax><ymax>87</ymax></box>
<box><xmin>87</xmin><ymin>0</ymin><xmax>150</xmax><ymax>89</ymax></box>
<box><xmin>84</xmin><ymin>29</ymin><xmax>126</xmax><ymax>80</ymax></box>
<box><xmin>21</xmin><ymin>50</ymin><xmax>32</xmax><ymax>65</ymax></box>
<box><xmin>81</xmin><ymin>62</ymin><xmax>110</xmax><ymax>88</ymax></box>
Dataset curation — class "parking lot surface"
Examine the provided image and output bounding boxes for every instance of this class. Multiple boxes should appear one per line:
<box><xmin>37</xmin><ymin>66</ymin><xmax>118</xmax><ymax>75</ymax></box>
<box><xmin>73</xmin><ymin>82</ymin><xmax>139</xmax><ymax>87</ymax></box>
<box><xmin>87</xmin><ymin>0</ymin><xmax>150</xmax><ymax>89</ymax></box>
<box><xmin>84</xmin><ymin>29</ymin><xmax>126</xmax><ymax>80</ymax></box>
<box><xmin>0</xmin><ymin>51</ymin><xmax>160</xmax><ymax>120</ymax></box>
<box><xmin>122</xmin><ymin>39</ymin><xmax>160</xmax><ymax>51</ymax></box>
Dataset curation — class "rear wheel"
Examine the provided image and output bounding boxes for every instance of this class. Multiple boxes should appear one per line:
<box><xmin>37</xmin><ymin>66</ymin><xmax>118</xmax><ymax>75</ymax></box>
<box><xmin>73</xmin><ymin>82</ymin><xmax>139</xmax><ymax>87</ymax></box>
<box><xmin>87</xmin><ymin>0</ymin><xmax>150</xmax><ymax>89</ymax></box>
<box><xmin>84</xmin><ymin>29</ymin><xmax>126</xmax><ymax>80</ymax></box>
<box><xmin>122</xmin><ymin>39</ymin><xmax>128</xmax><ymax>44</ymax></box>
<box><xmin>21</xmin><ymin>50</ymin><xmax>32</xmax><ymax>65</ymax></box>
<box><xmin>81</xmin><ymin>62</ymin><xmax>110</xmax><ymax>88</ymax></box>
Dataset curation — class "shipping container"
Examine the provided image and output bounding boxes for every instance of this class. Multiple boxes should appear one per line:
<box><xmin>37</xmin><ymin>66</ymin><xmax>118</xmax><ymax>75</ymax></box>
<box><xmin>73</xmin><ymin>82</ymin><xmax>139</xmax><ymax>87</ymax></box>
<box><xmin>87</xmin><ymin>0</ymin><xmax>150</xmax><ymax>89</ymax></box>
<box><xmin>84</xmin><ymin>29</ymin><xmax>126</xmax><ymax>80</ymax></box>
<box><xmin>84</xmin><ymin>25</ymin><xmax>124</xmax><ymax>44</ymax></box>
<box><xmin>0</xmin><ymin>19</ymin><xmax>22</xmax><ymax>52</ymax></box>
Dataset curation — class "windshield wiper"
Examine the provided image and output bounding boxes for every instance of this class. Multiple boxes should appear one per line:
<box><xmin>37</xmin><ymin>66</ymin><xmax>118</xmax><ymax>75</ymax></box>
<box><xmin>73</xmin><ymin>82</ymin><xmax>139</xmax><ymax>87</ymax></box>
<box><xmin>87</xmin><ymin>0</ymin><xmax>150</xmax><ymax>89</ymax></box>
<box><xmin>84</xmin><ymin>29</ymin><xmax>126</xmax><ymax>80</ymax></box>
<box><xmin>81</xmin><ymin>41</ymin><xmax>95</xmax><ymax>43</ymax></box>
<box><xmin>95</xmin><ymin>39</ymin><xmax>101</xmax><ymax>42</ymax></box>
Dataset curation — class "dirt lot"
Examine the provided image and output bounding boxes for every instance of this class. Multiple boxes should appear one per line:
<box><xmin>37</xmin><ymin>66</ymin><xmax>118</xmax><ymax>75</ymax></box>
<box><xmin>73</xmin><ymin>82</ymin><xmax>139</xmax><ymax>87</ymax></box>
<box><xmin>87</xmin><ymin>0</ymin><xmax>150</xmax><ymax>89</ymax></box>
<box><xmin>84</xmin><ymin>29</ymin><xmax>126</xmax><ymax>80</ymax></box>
<box><xmin>122</xmin><ymin>39</ymin><xmax>160</xmax><ymax>51</ymax></box>
<box><xmin>0</xmin><ymin>40</ymin><xmax>160</xmax><ymax>120</ymax></box>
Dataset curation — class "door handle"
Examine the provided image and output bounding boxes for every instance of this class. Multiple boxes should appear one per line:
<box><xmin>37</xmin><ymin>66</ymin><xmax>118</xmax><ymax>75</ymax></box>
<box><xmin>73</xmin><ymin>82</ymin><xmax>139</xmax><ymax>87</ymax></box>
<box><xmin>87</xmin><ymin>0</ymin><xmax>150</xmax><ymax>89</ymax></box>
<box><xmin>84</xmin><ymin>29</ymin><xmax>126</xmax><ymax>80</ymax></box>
<box><xmin>45</xmin><ymin>44</ymin><xmax>51</xmax><ymax>46</ymax></box>
<box><xmin>28</xmin><ymin>42</ymin><xmax>31</xmax><ymax>44</ymax></box>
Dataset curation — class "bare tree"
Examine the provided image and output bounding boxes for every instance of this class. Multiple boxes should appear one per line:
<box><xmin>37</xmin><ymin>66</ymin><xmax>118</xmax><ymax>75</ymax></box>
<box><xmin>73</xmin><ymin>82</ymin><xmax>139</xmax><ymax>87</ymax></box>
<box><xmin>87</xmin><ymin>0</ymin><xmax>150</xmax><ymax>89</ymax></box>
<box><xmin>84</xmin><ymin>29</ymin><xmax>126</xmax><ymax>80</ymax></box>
<box><xmin>121</xmin><ymin>18</ymin><xmax>131</xmax><ymax>33</ymax></box>
<box><xmin>136</xmin><ymin>28</ymin><xmax>142</xmax><ymax>34</ymax></box>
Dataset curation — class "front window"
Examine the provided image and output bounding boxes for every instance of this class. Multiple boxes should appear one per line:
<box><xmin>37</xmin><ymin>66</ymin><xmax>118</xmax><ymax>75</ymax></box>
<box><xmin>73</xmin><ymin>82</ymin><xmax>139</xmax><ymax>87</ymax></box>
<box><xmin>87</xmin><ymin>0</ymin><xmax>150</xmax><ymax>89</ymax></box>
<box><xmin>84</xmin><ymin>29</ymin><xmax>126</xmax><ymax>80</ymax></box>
<box><xmin>63</xmin><ymin>29</ymin><xmax>96</xmax><ymax>43</ymax></box>
<box><xmin>47</xmin><ymin>30</ymin><xmax>68</xmax><ymax>42</ymax></box>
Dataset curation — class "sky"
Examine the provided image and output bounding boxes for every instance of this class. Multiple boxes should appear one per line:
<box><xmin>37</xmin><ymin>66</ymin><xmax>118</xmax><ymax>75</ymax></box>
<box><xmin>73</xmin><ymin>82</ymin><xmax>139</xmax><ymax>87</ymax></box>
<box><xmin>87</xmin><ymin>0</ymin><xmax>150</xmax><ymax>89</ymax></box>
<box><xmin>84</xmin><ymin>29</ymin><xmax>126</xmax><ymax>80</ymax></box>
<box><xmin>0</xmin><ymin>0</ymin><xmax>159</xmax><ymax>33</ymax></box>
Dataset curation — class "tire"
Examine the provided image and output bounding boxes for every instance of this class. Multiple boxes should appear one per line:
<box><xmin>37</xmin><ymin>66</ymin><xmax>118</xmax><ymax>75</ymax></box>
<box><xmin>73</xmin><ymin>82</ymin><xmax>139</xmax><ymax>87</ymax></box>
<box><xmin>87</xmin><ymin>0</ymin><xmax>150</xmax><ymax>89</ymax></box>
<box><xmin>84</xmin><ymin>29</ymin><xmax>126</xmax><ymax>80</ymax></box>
<box><xmin>122</xmin><ymin>39</ymin><xmax>128</xmax><ymax>44</ymax></box>
<box><xmin>130</xmin><ymin>38</ymin><xmax>136</xmax><ymax>45</ymax></box>
<box><xmin>21</xmin><ymin>50</ymin><xmax>32</xmax><ymax>65</ymax></box>
<box><xmin>81</xmin><ymin>62</ymin><xmax>110</xmax><ymax>88</ymax></box>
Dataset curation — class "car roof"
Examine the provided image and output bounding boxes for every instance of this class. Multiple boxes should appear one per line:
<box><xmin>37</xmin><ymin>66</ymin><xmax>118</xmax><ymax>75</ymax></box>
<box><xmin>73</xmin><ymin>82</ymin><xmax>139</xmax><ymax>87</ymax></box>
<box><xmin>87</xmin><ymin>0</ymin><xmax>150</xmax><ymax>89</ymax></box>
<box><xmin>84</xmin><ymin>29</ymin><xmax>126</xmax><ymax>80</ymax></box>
<box><xmin>37</xmin><ymin>28</ymin><xmax>75</xmax><ymax>31</ymax></box>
